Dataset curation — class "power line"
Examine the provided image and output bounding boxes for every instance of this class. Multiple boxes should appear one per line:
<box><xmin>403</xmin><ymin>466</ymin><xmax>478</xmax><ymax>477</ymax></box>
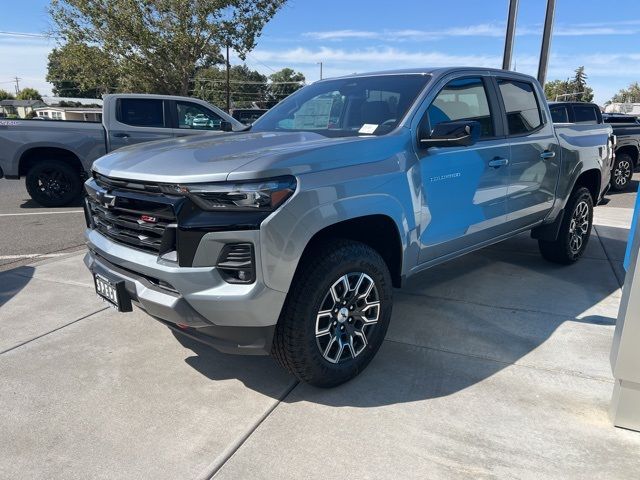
<box><xmin>244</xmin><ymin>52</ymin><xmax>277</xmax><ymax>73</ymax></box>
<box><xmin>0</xmin><ymin>31</ymin><xmax>48</xmax><ymax>38</ymax></box>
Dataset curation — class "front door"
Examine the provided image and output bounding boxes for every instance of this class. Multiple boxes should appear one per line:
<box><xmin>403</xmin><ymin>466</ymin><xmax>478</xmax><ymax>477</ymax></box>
<box><xmin>416</xmin><ymin>76</ymin><xmax>511</xmax><ymax>263</ymax></box>
<box><xmin>173</xmin><ymin>100</ymin><xmax>226</xmax><ymax>138</ymax></box>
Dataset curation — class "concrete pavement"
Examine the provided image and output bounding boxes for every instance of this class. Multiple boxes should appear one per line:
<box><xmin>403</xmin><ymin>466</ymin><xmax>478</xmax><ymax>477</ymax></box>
<box><xmin>1</xmin><ymin>206</ymin><xmax>639</xmax><ymax>479</ymax></box>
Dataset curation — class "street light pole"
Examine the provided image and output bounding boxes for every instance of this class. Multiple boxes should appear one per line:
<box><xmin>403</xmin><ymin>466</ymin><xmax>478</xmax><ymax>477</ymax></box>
<box><xmin>317</xmin><ymin>62</ymin><xmax>323</xmax><ymax>80</ymax></box>
<box><xmin>537</xmin><ymin>0</ymin><xmax>556</xmax><ymax>86</ymax></box>
<box><xmin>502</xmin><ymin>0</ymin><xmax>519</xmax><ymax>70</ymax></box>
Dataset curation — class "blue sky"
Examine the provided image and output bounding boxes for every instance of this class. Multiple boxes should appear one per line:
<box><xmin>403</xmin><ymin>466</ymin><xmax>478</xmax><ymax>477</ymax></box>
<box><xmin>1</xmin><ymin>0</ymin><xmax>639</xmax><ymax>104</ymax></box>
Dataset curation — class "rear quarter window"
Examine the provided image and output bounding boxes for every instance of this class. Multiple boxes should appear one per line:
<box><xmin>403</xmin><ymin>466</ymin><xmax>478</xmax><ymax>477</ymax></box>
<box><xmin>498</xmin><ymin>79</ymin><xmax>543</xmax><ymax>135</ymax></box>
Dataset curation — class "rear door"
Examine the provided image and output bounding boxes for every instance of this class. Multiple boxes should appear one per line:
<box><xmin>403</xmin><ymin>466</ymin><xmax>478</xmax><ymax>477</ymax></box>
<box><xmin>107</xmin><ymin>98</ymin><xmax>174</xmax><ymax>151</ymax></box>
<box><xmin>415</xmin><ymin>75</ymin><xmax>511</xmax><ymax>263</ymax></box>
<box><xmin>495</xmin><ymin>77</ymin><xmax>560</xmax><ymax>229</ymax></box>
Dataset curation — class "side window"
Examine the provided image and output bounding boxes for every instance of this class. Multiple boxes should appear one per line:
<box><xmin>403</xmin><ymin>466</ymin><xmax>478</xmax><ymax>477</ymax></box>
<box><xmin>117</xmin><ymin>99</ymin><xmax>165</xmax><ymax>127</ymax></box>
<box><xmin>573</xmin><ymin>105</ymin><xmax>599</xmax><ymax>124</ymax></box>
<box><xmin>550</xmin><ymin>106</ymin><xmax>569</xmax><ymax>123</ymax></box>
<box><xmin>497</xmin><ymin>79</ymin><xmax>542</xmax><ymax>135</ymax></box>
<box><xmin>427</xmin><ymin>77</ymin><xmax>494</xmax><ymax>138</ymax></box>
<box><xmin>177</xmin><ymin>101</ymin><xmax>223</xmax><ymax>130</ymax></box>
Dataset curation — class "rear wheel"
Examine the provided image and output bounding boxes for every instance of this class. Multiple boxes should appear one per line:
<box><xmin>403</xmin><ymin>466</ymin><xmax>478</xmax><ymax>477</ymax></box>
<box><xmin>25</xmin><ymin>160</ymin><xmax>83</xmax><ymax>207</ymax></box>
<box><xmin>538</xmin><ymin>187</ymin><xmax>593</xmax><ymax>264</ymax></box>
<box><xmin>272</xmin><ymin>239</ymin><xmax>393</xmax><ymax>387</ymax></box>
<box><xmin>611</xmin><ymin>153</ymin><xmax>634</xmax><ymax>191</ymax></box>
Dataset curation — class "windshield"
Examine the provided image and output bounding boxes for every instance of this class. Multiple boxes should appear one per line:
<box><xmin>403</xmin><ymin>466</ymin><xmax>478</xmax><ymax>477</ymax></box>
<box><xmin>252</xmin><ymin>74</ymin><xmax>431</xmax><ymax>137</ymax></box>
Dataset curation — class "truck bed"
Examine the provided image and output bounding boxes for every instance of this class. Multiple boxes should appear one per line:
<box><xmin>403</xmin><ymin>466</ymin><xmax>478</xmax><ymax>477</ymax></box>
<box><xmin>0</xmin><ymin>119</ymin><xmax>107</xmax><ymax>178</ymax></box>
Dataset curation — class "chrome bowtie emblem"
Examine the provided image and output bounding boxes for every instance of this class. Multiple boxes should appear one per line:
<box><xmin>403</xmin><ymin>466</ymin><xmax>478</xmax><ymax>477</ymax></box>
<box><xmin>99</xmin><ymin>191</ymin><xmax>116</xmax><ymax>209</ymax></box>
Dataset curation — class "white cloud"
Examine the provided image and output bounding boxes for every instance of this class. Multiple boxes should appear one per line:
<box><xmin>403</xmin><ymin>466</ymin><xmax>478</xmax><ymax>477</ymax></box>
<box><xmin>305</xmin><ymin>20</ymin><xmax>640</xmax><ymax>41</ymax></box>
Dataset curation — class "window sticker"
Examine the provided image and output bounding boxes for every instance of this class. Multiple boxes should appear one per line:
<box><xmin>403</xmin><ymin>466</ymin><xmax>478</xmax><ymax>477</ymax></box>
<box><xmin>293</xmin><ymin>98</ymin><xmax>334</xmax><ymax>129</ymax></box>
<box><xmin>358</xmin><ymin>123</ymin><xmax>378</xmax><ymax>134</ymax></box>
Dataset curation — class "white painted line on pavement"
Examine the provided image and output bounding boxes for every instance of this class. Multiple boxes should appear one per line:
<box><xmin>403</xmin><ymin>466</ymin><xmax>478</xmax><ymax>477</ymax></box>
<box><xmin>0</xmin><ymin>210</ymin><xmax>84</xmax><ymax>217</ymax></box>
<box><xmin>0</xmin><ymin>253</ymin><xmax>71</xmax><ymax>260</ymax></box>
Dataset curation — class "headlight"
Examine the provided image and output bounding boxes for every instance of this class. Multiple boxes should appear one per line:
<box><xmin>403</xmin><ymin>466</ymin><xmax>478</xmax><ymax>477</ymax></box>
<box><xmin>159</xmin><ymin>176</ymin><xmax>296</xmax><ymax>211</ymax></box>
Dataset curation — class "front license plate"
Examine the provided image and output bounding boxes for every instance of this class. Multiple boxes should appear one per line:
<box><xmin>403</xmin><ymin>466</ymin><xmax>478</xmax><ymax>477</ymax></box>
<box><xmin>94</xmin><ymin>273</ymin><xmax>132</xmax><ymax>312</ymax></box>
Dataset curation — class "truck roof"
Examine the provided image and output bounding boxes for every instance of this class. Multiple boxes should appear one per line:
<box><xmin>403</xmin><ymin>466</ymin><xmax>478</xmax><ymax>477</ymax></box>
<box><xmin>322</xmin><ymin>67</ymin><xmax>539</xmax><ymax>83</ymax></box>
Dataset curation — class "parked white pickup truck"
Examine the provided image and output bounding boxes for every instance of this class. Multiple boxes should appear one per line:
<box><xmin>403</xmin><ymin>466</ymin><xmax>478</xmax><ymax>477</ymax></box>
<box><xmin>0</xmin><ymin>94</ymin><xmax>243</xmax><ymax>206</ymax></box>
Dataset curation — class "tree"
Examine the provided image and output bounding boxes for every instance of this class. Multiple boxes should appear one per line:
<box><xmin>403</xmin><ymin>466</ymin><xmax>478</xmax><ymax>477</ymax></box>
<box><xmin>544</xmin><ymin>66</ymin><xmax>593</xmax><ymax>102</ymax></box>
<box><xmin>194</xmin><ymin>65</ymin><xmax>268</xmax><ymax>109</ymax></box>
<box><xmin>0</xmin><ymin>89</ymin><xmax>14</xmax><ymax>100</ymax></box>
<box><xmin>612</xmin><ymin>82</ymin><xmax>640</xmax><ymax>103</ymax></box>
<box><xmin>544</xmin><ymin>79</ymin><xmax>572</xmax><ymax>101</ymax></box>
<box><xmin>49</xmin><ymin>0</ymin><xmax>287</xmax><ymax>96</ymax></box>
<box><xmin>571</xmin><ymin>66</ymin><xmax>594</xmax><ymax>102</ymax></box>
<box><xmin>16</xmin><ymin>88</ymin><xmax>42</xmax><ymax>100</ymax></box>
<box><xmin>47</xmin><ymin>42</ymin><xmax>119</xmax><ymax>98</ymax></box>
<box><xmin>266</xmin><ymin>68</ymin><xmax>305</xmax><ymax>107</ymax></box>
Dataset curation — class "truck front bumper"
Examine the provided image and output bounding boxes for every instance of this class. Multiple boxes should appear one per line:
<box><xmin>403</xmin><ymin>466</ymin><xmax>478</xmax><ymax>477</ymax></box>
<box><xmin>84</xmin><ymin>228</ymin><xmax>286</xmax><ymax>355</ymax></box>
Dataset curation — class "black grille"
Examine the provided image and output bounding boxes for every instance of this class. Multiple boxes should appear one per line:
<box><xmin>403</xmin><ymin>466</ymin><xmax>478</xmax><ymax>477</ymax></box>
<box><xmin>94</xmin><ymin>172</ymin><xmax>162</xmax><ymax>194</ymax></box>
<box><xmin>86</xmin><ymin>187</ymin><xmax>177</xmax><ymax>255</ymax></box>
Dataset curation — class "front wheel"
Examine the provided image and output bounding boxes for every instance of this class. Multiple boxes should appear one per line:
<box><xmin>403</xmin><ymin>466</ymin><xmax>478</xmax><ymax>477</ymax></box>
<box><xmin>25</xmin><ymin>160</ymin><xmax>83</xmax><ymax>207</ymax></box>
<box><xmin>538</xmin><ymin>187</ymin><xmax>593</xmax><ymax>264</ymax></box>
<box><xmin>272</xmin><ymin>239</ymin><xmax>393</xmax><ymax>387</ymax></box>
<box><xmin>611</xmin><ymin>153</ymin><xmax>634</xmax><ymax>191</ymax></box>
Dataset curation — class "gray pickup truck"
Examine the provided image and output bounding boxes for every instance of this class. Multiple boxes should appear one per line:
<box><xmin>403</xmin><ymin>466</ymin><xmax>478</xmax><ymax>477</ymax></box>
<box><xmin>549</xmin><ymin>102</ymin><xmax>638</xmax><ymax>191</ymax></box>
<box><xmin>83</xmin><ymin>67</ymin><xmax>612</xmax><ymax>387</ymax></box>
<box><xmin>0</xmin><ymin>94</ymin><xmax>242</xmax><ymax>206</ymax></box>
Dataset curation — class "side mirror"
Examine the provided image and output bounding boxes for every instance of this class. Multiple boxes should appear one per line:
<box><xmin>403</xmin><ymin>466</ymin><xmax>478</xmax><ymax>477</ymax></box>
<box><xmin>220</xmin><ymin>120</ymin><xmax>233</xmax><ymax>132</ymax></box>
<box><xmin>420</xmin><ymin>120</ymin><xmax>481</xmax><ymax>148</ymax></box>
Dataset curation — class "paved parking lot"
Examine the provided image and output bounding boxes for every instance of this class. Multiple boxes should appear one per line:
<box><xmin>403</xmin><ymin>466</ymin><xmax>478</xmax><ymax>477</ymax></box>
<box><xmin>0</xmin><ymin>179</ymin><xmax>86</xmax><ymax>271</ymax></box>
<box><xmin>1</xmin><ymin>199</ymin><xmax>639</xmax><ymax>478</ymax></box>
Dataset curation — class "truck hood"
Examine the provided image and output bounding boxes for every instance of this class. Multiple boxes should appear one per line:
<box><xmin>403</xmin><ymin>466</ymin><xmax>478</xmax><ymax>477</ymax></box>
<box><xmin>92</xmin><ymin>130</ymin><xmax>407</xmax><ymax>183</ymax></box>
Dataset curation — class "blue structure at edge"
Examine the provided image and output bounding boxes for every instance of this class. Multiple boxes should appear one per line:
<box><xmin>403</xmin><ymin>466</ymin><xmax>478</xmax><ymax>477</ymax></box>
<box><xmin>624</xmin><ymin>183</ymin><xmax>640</xmax><ymax>271</ymax></box>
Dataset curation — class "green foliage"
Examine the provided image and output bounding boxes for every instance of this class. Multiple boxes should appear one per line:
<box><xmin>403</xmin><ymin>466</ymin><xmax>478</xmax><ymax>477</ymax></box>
<box><xmin>16</xmin><ymin>88</ymin><xmax>42</xmax><ymax>100</ymax></box>
<box><xmin>612</xmin><ymin>82</ymin><xmax>640</xmax><ymax>103</ymax></box>
<box><xmin>544</xmin><ymin>66</ymin><xmax>593</xmax><ymax>102</ymax></box>
<box><xmin>25</xmin><ymin>111</ymin><xmax>38</xmax><ymax>119</ymax></box>
<box><xmin>266</xmin><ymin>68</ymin><xmax>305</xmax><ymax>107</ymax></box>
<box><xmin>194</xmin><ymin>65</ymin><xmax>268</xmax><ymax>109</ymax></box>
<box><xmin>48</xmin><ymin>0</ymin><xmax>287</xmax><ymax>96</ymax></box>
<box><xmin>0</xmin><ymin>89</ymin><xmax>15</xmax><ymax>101</ymax></box>
<box><xmin>47</xmin><ymin>43</ymin><xmax>118</xmax><ymax>98</ymax></box>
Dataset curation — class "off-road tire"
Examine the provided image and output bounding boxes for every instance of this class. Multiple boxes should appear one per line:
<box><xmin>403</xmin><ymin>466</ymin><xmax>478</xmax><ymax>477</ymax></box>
<box><xmin>272</xmin><ymin>239</ymin><xmax>393</xmax><ymax>387</ymax></box>
<box><xmin>610</xmin><ymin>153</ymin><xmax>634</xmax><ymax>192</ymax></box>
<box><xmin>25</xmin><ymin>160</ymin><xmax>83</xmax><ymax>207</ymax></box>
<box><xmin>538</xmin><ymin>187</ymin><xmax>593</xmax><ymax>264</ymax></box>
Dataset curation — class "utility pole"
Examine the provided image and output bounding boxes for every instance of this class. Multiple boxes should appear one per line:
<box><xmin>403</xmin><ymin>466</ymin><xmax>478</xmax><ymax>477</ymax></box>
<box><xmin>502</xmin><ymin>0</ymin><xmax>519</xmax><ymax>70</ymax></box>
<box><xmin>13</xmin><ymin>76</ymin><xmax>21</xmax><ymax>95</ymax></box>
<box><xmin>537</xmin><ymin>0</ymin><xmax>556</xmax><ymax>86</ymax></box>
<box><xmin>226</xmin><ymin>44</ymin><xmax>231</xmax><ymax>113</ymax></box>
<box><xmin>317</xmin><ymin>62</ymin><xmax>323</xmax><ymax>80</ymax></box>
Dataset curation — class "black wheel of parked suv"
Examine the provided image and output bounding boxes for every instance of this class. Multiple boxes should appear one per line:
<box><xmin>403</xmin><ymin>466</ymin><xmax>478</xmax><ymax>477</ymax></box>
<box><xmin>272</xmin><ymin>239</ymin><xmax>393</xmax><ymax>387</ymax></box>
<box><xmin>611</xmin><ymin>153</ymin><xmax>634</xmax><ymax>191</ymax></box>
<box><xmin>25</xmin><ymin>160</ymin><xmax>83</xmax><ymax>207</ymax></box>
<box><xmin>538</xmin><ymin>187</ymin><xmax>593</xmax><ymax>265</ymax></box>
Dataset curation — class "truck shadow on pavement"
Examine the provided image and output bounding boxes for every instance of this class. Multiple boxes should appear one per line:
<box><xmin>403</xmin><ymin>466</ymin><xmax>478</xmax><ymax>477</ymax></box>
<box><xmin>0</xmin><ymin>266</ymin><xmax>34</xmax><ymax>309</ymax></box>
<box><xmin>19</xmin><ymin>197</ymin><xmax>84</xmax><ymax>209</ymax></box>
<box><xmin>173</xmin><ymin>229</ymin><xmax>625</xmax><ymax>407</ymax></box>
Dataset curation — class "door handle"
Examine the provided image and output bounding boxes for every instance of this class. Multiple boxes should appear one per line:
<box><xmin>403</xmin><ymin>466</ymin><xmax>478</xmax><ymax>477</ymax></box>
<box><xmin>540</xmin><ymin>150</ymin><xmax>556</xmax><ymax>159</ymax></box>
<box><xmin>488</xmin><ymin>158</ymin><xmax>509</xmax><ymax>168</ymax></box>
<box><xmin>113</xmin><ymin>133</ymin><xmax>130</xmax><ymax>138</ymax></box>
